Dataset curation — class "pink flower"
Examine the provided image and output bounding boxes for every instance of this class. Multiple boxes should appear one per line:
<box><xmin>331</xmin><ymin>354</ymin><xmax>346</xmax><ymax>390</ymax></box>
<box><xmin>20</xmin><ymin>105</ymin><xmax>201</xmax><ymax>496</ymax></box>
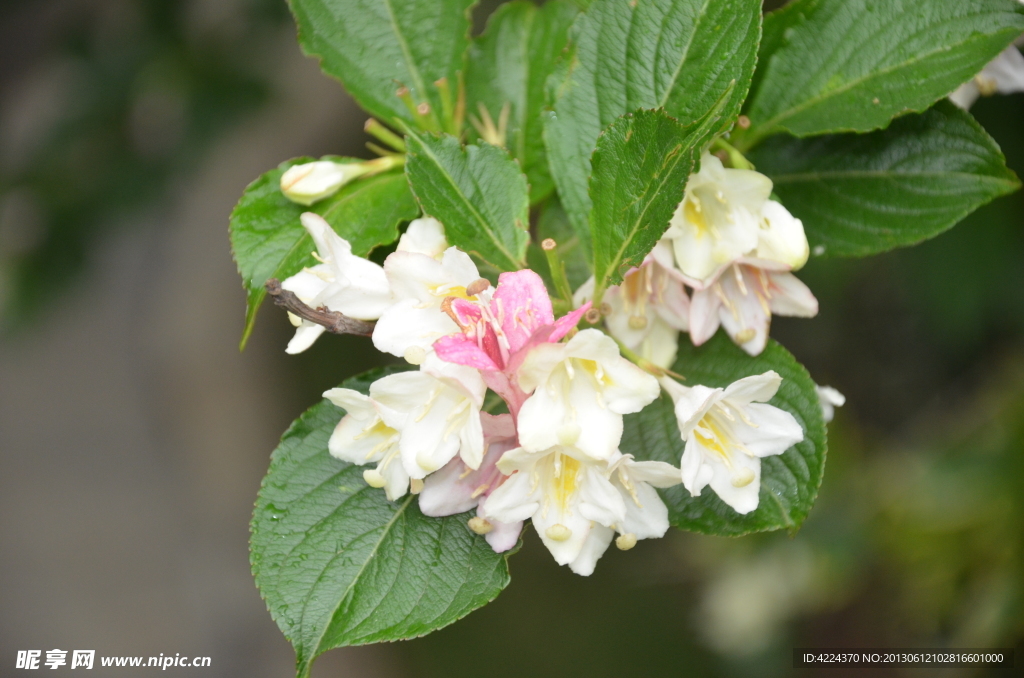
<box><xmin>433</xmin><ymin>269</ymin><xmax>589</xmax><ymax>416</ymax></box>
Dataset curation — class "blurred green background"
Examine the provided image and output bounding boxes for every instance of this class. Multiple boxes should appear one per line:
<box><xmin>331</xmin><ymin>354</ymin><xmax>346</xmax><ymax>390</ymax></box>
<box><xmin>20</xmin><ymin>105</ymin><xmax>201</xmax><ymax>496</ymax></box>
<box><xmin>1</xmin><ymin>1</ymin><xmax>1022</xmax><ymax>676</ymax></box>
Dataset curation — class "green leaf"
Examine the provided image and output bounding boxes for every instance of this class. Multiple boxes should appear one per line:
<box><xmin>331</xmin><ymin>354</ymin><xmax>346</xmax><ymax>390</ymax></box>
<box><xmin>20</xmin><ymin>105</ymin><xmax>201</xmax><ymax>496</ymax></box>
<box><xmin>403</xmin><ymin>129</ymin><xmax>530</xmax><ymax>272</ymax></box>
<box><xmin>465</xmin><ymin>0</ymin><xmax>578</xmax><ymax>205</ymax></box>
<box><xmin>589</xmin><ymin>109</ymin><xmax>701</xmax><ymax>293</ymax></box>
<box><xmin>251</xmin><ymin>367</ymin><xmax>514</xmax><ymax>678</ymax></box>
<box><xmin>289</xmin><ymin>0</ymin><xmax>475</xmax><ymax>128</ymax></box>
<box><xmin>230</xmin><ymin>159</ymin><xmax>417</xmax><ymax>349</ymax></box>
<box><xmin>622</xmin><ymin>333</ymin><xmax>827</xmax><ymax>536</ymax></box>
<box><xmin>748</xmin><ymin>101</ymin><xmax>1022</xmax><ymax>258</ymax></box>
<box><xmin>741</xmin><ymin>0</ymin><xmax>1024</xmax><ymax>145</ymax></box>
<box><xmin>545</xmin><ymin>0</ymin><xmax>762</xmax><ymax>246</ymax></box>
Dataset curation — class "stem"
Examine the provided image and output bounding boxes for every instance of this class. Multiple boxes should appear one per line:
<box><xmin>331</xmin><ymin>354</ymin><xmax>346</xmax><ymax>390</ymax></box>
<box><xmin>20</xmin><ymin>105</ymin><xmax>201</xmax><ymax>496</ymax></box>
<box><xmin>364</xmin><ymin>119</ymin><xmax>406</xmax><ymax>152</ymax></box>
<box><xmin>454</xmin><ymin>71</ymin><xmax>466</xmax><ymax>139</ymax></box>
<box><xmin>434</xmin><ymin>78</ymin><xmax>456</xmax><ymax>136</ymax></box>
<box><xmin>396</xmin><ymin>87</ymin><xmax>441</xmax><ymax>132</ymax></box>
<box><xmin>711</xmin><ymin>137</ymin><xmax>754</xmax><ymax>170</ymax></box>
<box><xmin>265</xmin><ymin>279</ymin><xmax>375</xmax><ymax>336</ymax></box>
<box><xmin>542</xmin><ymin>240</ymin><xmax>575</xmax><ymax>305</ymax></box>
<box><xmin>610</xmin><ymin>333</ymin><xmax>683</xmax><ymax>379</ymax></box>
<box><xmin>358</xmin><ymin>154</ymin><xmax>405</xmax><ymax>180</ymax></box>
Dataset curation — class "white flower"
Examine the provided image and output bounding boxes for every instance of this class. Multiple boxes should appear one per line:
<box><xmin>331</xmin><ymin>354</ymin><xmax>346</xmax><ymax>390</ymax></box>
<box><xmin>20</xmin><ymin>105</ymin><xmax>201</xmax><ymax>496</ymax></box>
<box><xmin>372</xmin><ymin>246</ymin><xmax>484</xmax><ymax>362</ymax></box>
<box><xmin>755</xmin><ymin>200</ymin><xmax>809</xmax><ymax>271</ymax></box>
<box><xmin>516</xmin><ymin>329</ymin><xmax>661</xmax><ymax>462</ymax></box>
<box><xmin>567</xmin><ymin>454</ymin><xmax>682</xmax><ymax>576</ymax></box>
<box><xmin>575</xmin><ymin>242</ymin><xmax>690</xmax><ymax>369</ymax></box>
<box><xmin>418</xmin><ymin>413</ymin><xmax>522</xmax><ymax>553</ymax></box>
<box><xmin>370</xmin><ymin>353</ymin><xmax>486</xmax><ymax>479</ymax></box>
<box><xmin>484</xmin><ymin>445</ymin><xmax>625</xmax><ymax>569</ymax></box>
<box><xmin>663</xmin><ymin>153</ymin><xmax>771</xmax><ymax>285</ymax></box>
<box><xmin>815</xmin><ymin>385</ymin><xmax>845</xmax><ymax>423</ymax></box>
<box><xmin>280</xmin><ymin>160</ymin><xmax>369</xmax><ymax>205</ymax></box>
<box><xmin>396</xmin><ymin>217</ymin><xmax>448</xmax><ymax>259</ymax></box>
<box><xmin>660</xmin><ymin>372</ymin><xmax>804</xmax><ymax>515</ymax></box>
<box><xmin>280</xmin><ymin>213</ymin><xmax>392</xmax><ymax>354</ymax></box>
<box><xmin>689</xmin><ymin>261</ymin><xmax>818</xmax><ymax>356</ymax></box>
<box><xmin>950</xmin><ymin>44</ymin><xmax>1024</xmax><ymax>110</ymax></box>
<box><xmin>323</xmin><ymin>387</ymin><xmax>408</xmax><ymax>501</ymax></box>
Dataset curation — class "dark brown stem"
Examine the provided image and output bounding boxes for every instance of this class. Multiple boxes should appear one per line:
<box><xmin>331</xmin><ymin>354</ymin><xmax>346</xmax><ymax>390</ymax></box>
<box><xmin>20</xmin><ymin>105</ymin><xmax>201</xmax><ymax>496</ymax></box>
<box><xmin>265</xmin><ymin>279</ymin><xmax>375</xmax><ymax>336</ymax></box>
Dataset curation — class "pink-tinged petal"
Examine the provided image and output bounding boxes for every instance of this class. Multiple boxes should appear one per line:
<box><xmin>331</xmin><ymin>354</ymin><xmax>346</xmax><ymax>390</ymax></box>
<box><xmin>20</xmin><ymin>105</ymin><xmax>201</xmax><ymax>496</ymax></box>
<box><xmin>655</xmin><ymin>278</ymin><xmax>690</xmax><ymax>331</ymax></box>
<box><xmin>484</xmin><ymin>517</ymin><xmax>523</xmax><ymax>553</ymax></box>
<box><xmin>550</xmin><ymin>302</ymin><xmax>591</xmax><ymax>342</ymax></box>
<box><xmin>504</xmin><ymin>324</ymin><xmax>557</xmax><ymax>379</ymax></box>
<box><xmin>433</xmin><ymin>334</ymin><xmax>502</xmax><ymax>371</ymax></box>
<box><xmin>418</xmin><ymin>458</ymin><xmax>479</xmax><ymax>516</ymax></box>
<box><xmin>494</xmin><ymin>269</ymin><xmax>555</xmax><ymax>353</ymax></box>
<box><xmin>481</xmin><ymin>412</ymin><xmax>516</xmax><ymax>440</ymax></box>
<box><xmin>446</xmin><ymin>297</ymin><xmax>483</xmax><ymax>328</ymax></box>
<box><xmin>767</xmin><ymin>272</ymin><xmax>818</xmax><ymax>318</ymax></box>
<box><xmin>688</xmin><ymin>288</ymin><xmax>722</xmax><ymax>346</ymax></box>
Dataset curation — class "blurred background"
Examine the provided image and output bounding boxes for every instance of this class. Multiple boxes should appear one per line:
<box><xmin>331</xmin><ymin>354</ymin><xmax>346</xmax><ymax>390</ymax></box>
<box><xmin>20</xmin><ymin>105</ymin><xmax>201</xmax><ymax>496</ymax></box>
<box><xmin>0</xmin><ymin>1</ymin><xmax>1022</xmax><ymax>676</ymax></box>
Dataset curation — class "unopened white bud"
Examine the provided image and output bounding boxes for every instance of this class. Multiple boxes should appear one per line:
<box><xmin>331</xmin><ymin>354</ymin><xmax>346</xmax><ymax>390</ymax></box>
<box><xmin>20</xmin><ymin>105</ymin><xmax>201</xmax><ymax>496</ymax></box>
<box><xmin>363</xmin><ymin>468</ymin><xmax>386</xmax><ymax>488</ymax></box>
<box><xmin>731</xmin><ymin>467</ymin><xmax>755</xmax><ymax>487</ymax></box>
<box><xmin>468</xmin><ymin>517</ymin><xmax>493</xmax><ymax>534</ymax></box>
<box><xmin>410</xmin><ymin>478</ymin><xmax>424</xmax><ymax>494</ymax></box>
<box><xmin>403</xmin><ymin>345</ymin><xmax>426</xmax><ymax>365</ymax></box>
<box><xmin>545</xmin><ymin>524</ymin><xmax>572</xmax><ymax>542</ymax></box>
<box><xmin>615</xmin><ymin>533</ymin><xmax>637</xmax><ymax>551</ymax></box>
<box><xmin>281</xmin><ymin>161</ymin><xmax>367</xmax><ymax>205</ymax></box>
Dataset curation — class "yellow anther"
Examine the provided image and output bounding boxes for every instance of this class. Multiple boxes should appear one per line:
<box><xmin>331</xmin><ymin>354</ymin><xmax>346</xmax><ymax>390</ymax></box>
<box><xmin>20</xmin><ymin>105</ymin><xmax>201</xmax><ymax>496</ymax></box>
<box><xmin>615</xmin><ymin>533</ymin><xmax>637</xmax><ymax>551</ymax></box>
<box><xmin>363</xmin><ymin>469</ymin><xmax>386</xmax><ymax>488</ymax></box>
<box><xmin>468</xmin><ymin>517</ymin><xmax>493</xmax><ymax>534</ymax></box>
<box><xmin>731</xmin><ymin>468</ymin><xmax>755</xmax><ymax>487</ymax></box>
<box><xmin>545</xmin><ymin>524</ymin><xmax>572</xmax><ymax>542</ymax></box>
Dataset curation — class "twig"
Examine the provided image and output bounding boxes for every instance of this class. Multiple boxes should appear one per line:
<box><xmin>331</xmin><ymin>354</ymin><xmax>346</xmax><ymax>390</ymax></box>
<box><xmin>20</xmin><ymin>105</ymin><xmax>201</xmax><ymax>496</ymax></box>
<box><xmin>265</xmin><ymin>279</ymin><xmax>375</xmax><ymax>336</ymax></box>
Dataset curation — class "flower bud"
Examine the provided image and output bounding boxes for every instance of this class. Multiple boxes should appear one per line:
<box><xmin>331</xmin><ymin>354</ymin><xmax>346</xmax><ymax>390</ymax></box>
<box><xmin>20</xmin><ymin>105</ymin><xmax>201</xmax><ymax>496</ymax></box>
<box><xmin>280</xmin><ymin>161</ymin><xmax>368</xmax><ymax>205</ymax></box>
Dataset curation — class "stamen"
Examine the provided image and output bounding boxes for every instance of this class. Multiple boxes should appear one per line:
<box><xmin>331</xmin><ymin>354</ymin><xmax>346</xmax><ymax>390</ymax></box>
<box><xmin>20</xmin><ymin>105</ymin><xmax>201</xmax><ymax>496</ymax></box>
<box><xmin>733</xmin><ymin>265</ymin><xmax>748</xmax><ymax>296</ymax></box>
<box><xmin>468</xmin><ymin>517</ymin><xmax>493</xmax><ymax>534</ymax></box>
<box><xmin>403</xmin><ymin>345</ymin><xmax>426</xmax><ymax>365</ymax></box>
<box><xmin>731</xmin><ymin>468</ymin><xmax>755</xmax><ymax>487</ymax></box>
<box><xmin>545</xmin><ymin>524</ymin><xmax>572</xmax><ymax>541</ymax></box>
<box><xmin>363</xmin><ymin>469</ymin><xmax>386</xmax><ymax>488</ymax></box>
<box><xmin>615</xmin><ymin>533</ymin><xmax>637</xmax><ymax>551</ymax></box>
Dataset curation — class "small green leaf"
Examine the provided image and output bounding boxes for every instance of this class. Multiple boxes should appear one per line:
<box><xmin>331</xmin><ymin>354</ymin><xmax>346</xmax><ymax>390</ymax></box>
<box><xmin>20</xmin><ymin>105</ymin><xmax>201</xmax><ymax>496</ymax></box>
<box><xmin>230</xmin><ymin>159</ymin><xmax>417</xmax><ymax>349</ymax></box>
<box><xmin>749</xmin><ymin>101</ymin><xmax>1022</xmax><ymax>257</ymax></box>
<box><xmin>465</xmin><ymin>0</ymin><xmax>578</xmax><ymax>205</ymax></box>
<box><xmin>403</xmin><ymin>129</ymin><xmax>530</xmax><ymax>272</ymax></box>
<box><xmin>622</xmin><ymin>333</ymin><xmax>827</xmax><ymax>536</ymax></box>
<box><xmin>741</xmin><ymin>0</ymin><xmax>1024</xmax><ymax>145</ymax></box>
<box><xmin>545</xmin><ymin>0</ymin><xmax>762</xmax><ymax>247</ymax></box>
<box><xmin>251</xmin><ymin>367</ymin><xmax>514</xmax><ymax>678</ymax></box>
<box><xmin>289</xmin><ymin>0</ymin><xmax>475</xmax><ymax>128</ymax></box>
<box><xmin>589</xmin><ymin>109</ymin><xmax>701</xmax><ymax>293</ymax></box>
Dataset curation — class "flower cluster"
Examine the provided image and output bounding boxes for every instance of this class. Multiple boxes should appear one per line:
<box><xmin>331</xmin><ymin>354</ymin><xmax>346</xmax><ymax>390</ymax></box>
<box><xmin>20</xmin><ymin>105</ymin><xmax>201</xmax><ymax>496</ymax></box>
<box><xmin>578</xmin><ymin>153</ymin><xmax>818</xmax><ymax>364</ymax></box>
<box><xmin>280</xmin><ymin>204</ymin><xmax>809</xmax><ymax>574</ymax></box>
